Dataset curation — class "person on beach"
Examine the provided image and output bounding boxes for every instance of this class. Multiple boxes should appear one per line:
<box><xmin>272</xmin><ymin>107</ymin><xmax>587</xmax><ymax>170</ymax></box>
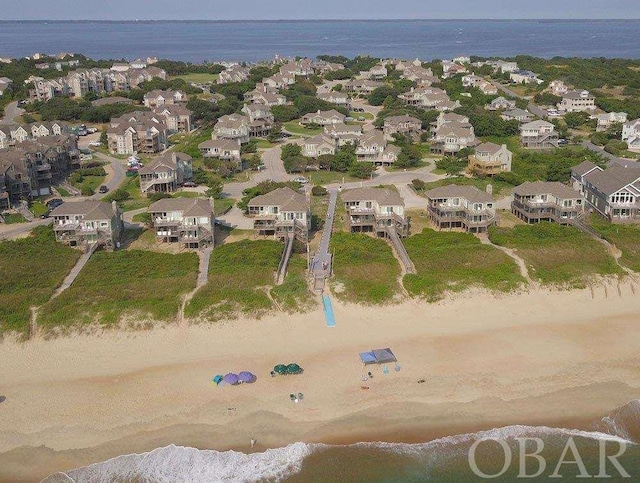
<box><xmin>251</xmin><ymin>438</ymin><xmax>256</xmax><ymax>448</ymax></box>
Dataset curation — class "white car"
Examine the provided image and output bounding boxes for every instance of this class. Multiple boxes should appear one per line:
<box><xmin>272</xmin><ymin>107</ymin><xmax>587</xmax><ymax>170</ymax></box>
<box><xmin>293</xmin><ymin>176</ymin><xmax>309</xmax><ymax>184</ymax></box>
<box><xmin>88</xmin><ymin>141</ymin><xmax>101</xmax><ymax>147</ymax></box>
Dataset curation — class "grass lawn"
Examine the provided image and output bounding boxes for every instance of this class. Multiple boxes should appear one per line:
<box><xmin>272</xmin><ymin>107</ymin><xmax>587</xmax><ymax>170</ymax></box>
<box><xmin>70</xmin><ymin>173</ymin><xmax>106</xmax><ymax>196</ymax></box>
<box><xmin>271</xmin><ymin>251</ymin><xmax>313</xmax><ymax>312</ymax></box>
<box><xmin>257</xmin><ymin>139</ymin><xmax>279</xmax><ymax>149</ymax></box>
<box><xmin>349</xmin><ymin>111</ymin><xmax>374</xmax><ymax>120</ymax></box>
<box><xmin>213</xmin><ymin>197</ymin><xmax>235</xmax><ymax>215</ymax></box>
<box><xmin>330</xmin><ymin>232</ymin><xmax>401</xmax><ymax>304</ymax></box>
<box><xmin>403</xmin><ymin>229</ymin><xmax>524</xmax><ymax>301</ymax></box>
<box><xmin>40</xmin><ymin>250</ymin><xmax>198</xmax><ymax>330</ymax></box>
<box><xmin>283</xmin><ymin>120</ymin><xmax>323</xmax><ymax>136</ymax></box>
<box><xmin>1</xmin><ymin>213</ymin><xmax>27</xmax><ymax>224</ymax></box>
<box><xmin>105</xmin><ymin>175</ymin><xmax>149</xmax><ymax>212</ymax></box>
<box><xmin>0</xmin><ymin>227</ymin><xmax>81</xmax><ymax>334</ymax></box>
<box><xmin>185</xmin><ymin>239</ymin><xmax>282</xmax><ymax>321</ymax></box>
<box><xmin>307</xmin><ymin>170</ymin><xmax>356</xmax><ymax>185</ymax></box>
<box><xmin>588</xmin><ymin>215</ymin><xmax>640</xmax><ymax>272</ymax></box>
<box><xmin>174</xmin><ymin>73</ymin><xmax>219</xmax><ymax>83</ymax></box>
<box><xmin>489</xmin><ymin>222</ymin><xmax>622</xmax><ymax>287</ymax></box>
<box><xmin>55</xmin><ymin>186</ymin><xmax>71</xmax><ymax>197</ymax></box>
<box><xmin>30</xmin><ymin>201</ymin><xmax>48</xmax><ymax>217</ymax></box>
<box><xmin>170</xmin><ymin>129</ymin><xmax>211</xmax><ymax>159</ymax></box>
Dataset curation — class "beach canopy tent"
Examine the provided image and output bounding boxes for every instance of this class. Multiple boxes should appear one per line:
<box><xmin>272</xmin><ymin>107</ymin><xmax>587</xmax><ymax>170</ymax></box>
<box><xmin>274</xmin><ymin>364</ymin><xmax>288</xmax><ymax>375</ymax></box>
<box><xmin>213</xmin><ymin>375</ymin><xmax>223</xmax><ymax>385</ymax></box>
<box><xmin>359</xmin><ymin>348</ymin><xmax>397</xmax><ymax>365</ymax></box>
<box><xmin>224</xmin><ymin>373</ymin><xmax>239</xmax><ymax>385</ymax></box>
<box><xmin>286</xmin><ymin>363</ymin><xmax>303</xmax><ymax>375</ymax></box>
<box><xmin>238</xmin><ymin>371</ymin><xmax>256</xmax><ymax>383</ymax></box>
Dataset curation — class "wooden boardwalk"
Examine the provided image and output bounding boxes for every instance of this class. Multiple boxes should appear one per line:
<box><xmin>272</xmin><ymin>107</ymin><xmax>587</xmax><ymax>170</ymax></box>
<box><xmin>310</xmin><ymin>190</ymin><xmax>338</xmax><ymax>292</ymax></box>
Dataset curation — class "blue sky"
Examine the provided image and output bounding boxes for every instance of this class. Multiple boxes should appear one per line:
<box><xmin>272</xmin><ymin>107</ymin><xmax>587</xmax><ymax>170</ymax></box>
<box><xmin>4</xmin><ymin>0</ymin><xmax>638</xmax><ymax>20</ymax></box>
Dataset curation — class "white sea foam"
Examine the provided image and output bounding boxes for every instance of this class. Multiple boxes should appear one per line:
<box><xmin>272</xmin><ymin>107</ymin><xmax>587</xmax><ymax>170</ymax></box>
<box><xmin>53</xmin><ymin>442</ymin><xmax>313</xmax><ymax>483</ymax></box>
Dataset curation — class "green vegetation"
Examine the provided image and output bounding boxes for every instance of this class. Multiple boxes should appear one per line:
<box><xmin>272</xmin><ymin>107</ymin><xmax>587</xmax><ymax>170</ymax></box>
<box><xmin>30</xmin><ymin>201</ymin><xmax>48</xmax><ymax>217</ymax></box>
<box><xmin>169</xmin><ymin>129</ymin><xmax>211</xmax><ymax>159</ymax></box>
<box><xmin>24</xmin><ymin>96</ymin><xmax>144</xmax><ymax>123</ymax></box>
<box><xmin>330</xmin><ymin>232</ymin><xmax>401</xmax><ymax>304</ymax></box>
<box><xmin>1</xmin><ymin>212</ymin><xmax>27</xmax><ymax>224</ymax></box>
<box><xmin>588</xmin><ymin>215</ymin><xmax>640</xmax><ymax>271</ymax></box>
<box><xmin>283</xmin><ymin>120</ymin><xmax>323</xmax><ymax>136</ymax></box>
<box><xmin>403</xmin><ymin>229</ymin><xmax>524</xmax><ymax>301</ymax></box>
<box><xmin>0</xmin><ymin>227</ymin><xmax>81</xmax><ymax>334</ymax></box>
<box><xmin>55</xmin><ymin>186</ymin><xmax>71</xmax><ymax>197</ymax></box>
<box><xmin>212</xmin><ymin>197</ymin><xmax>235</xmax><ymax>215</ymax></box>
<box><xmin>271</xmin><ymin>252</ymin><xmax>313</xmax><ymax>312</ymax></box>
<box><xmin>415</xmin><ymin>176</ymin><xmax>514</xmax><ymax>197</ymax></box>
<box><xmin>489</xmin><ymin>223</ymin><xmax>622</xmax><ymax>286</ymax></box>
<box><xmin>103</xmin><ymin>175</ymin><xmax>149</xmax><ymax>211</ymax></box>
<box><xmin>175</xmin><ymin>73</ymin><xmax>219</xmax><ymax>84</ymax></box>
<box><xmin>307</xmin><ymin>170</ymin><xmax>356</xmax><ymax>185</ymax></box>
<box><xmin>185</xmin><ymin>240</ymin><xmax>282</xmax><ymax>320</ymax></box>
<box><xmin>68</xmin><ymin>166</ymin><xmax>107</xmax><ymax>196</ymax></box>
<box><xmin>40</xmin><ymin>250</ymin><xmax>198</xmax><ymax>329</ymax></box>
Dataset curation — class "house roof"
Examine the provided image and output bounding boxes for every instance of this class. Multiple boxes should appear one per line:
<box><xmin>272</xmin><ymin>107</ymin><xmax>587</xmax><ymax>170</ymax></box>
<box><xmin>583</xmin><ymin>166</ymin><xmax>640</xmax><ymax>196</ymax></box>
<box><xmin>503</xmin><ymin>108</ymin><xmax>531</xmax><ymax>118</ymax></box>
<box><xmin>198</xmin><ymin>139</ymin><xmax>240</xmax><ymax>150</ymax></box>
<box><xmin>358</xmin><ymin>129</ymin><xmax>386</xmax><ymax>146</ymax></box>
<box><xmin>424</xmin><ymin>185</ymin><xmax>494</xmax><ymax>203</ymax></box>
<box><xmin>341</xmin><ymin>187</ymin><xmax>404</xmax><ymax>206</ymax></box>
<box><xmin>148</xmin><ymin>197</ymin><xmax>212</xmax><ymax>217</ymax></box>
<box><xmin>384</xmin><ymin>114</ymin><xmax>421</xmax><ymax>125</ymax></box>
<box><xmin>91</xmin><ymin>96</ymin><xmax>133</xmax><ymax>106</ymax></box>
<box><xmin>571</xmin><ymin>161</ymin><xmax>600</xmax><ymax>178</ymax></box>
<box><xmin>51</xmin><ymin>200</ymin><xmax>115</xmax><ymax>220</ymax></box>
<box><xmin>247</xmin><ymin>187</ymin><xmax>307</xmax><ymax>212</ymax></box>
<box><xmin>513</xmin><ymin>181</ymin><xmax>581</xmax><ymax>199</ymax></box>
<box><xmin>474</xmin><ymin>142</ymin><xmax>503</xmax><ymax>155</ymax></box>
<box><xmin>138</xmin><ymin>152</ymin><xmax>191</xmax><ymax>175</ymax></box>
<box><xmin>521</xmin><ymin>120</ymin><xmax>554</xmax><ymax>130</ymax></box>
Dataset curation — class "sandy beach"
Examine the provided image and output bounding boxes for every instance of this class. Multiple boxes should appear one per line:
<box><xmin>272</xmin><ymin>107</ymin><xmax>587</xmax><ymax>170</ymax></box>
<box><xmin>1</xmin><ymin>283</ymin><xmax>640</xmax><ymax>482</ymax></box>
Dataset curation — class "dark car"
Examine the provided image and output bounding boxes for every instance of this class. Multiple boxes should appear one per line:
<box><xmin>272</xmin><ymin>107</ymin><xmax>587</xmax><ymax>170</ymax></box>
<box><xmin>99</xmin><ymin>185</ymin><xmax>109</xmax><ymax>193</ymax></box>
<box><xmin>182</xmin><ymin>181</ymin><xmax>197</xmax><ymax>187</ymax></box>
<box><xmin>46</xmin><ymin>198</ymin><xmax>64</xmax><ymax>209</ymax></box>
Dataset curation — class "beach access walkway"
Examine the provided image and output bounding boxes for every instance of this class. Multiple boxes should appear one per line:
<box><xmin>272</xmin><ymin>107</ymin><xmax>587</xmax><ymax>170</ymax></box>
<box><xmin>386</xmin><ymin>226</ymin><xmax>415</xmax><ymax>274</ymax></box>
<box><xmin>276</xmin><ymin>233</ymin><xmax>295</xmax><ymax>285</ymax></box>
<box><xmin>310</xmin><ymin>190</ymin><xmax>338</xmax><ymax>293</ymax></box>
<box><xmin>51</xmin><ymin>242</ymin><xmax>100</xmax><ymax>299</ymax></box>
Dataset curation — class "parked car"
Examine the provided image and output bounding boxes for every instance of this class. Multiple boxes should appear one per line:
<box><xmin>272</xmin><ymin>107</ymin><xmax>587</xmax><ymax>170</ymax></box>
<box><xmin>99</xmin><ymin>185</ymin><xmax>109</xmax><ymax>194</ymax></box>
<box><xmin>46</xmin><ymin>198</ymin><xmax>63</xmax><ymax>209</ymax></box>
<box><xmin>293</xmin><ymin>176</ymin><xmax>309</xmax><ymax>184</ymax></box>
<box><xmin>86</xmin><ymin>127</ymin><xmax>98</xmax><ymax>134</ymax></box>
<box><xmin>88</xmin><ymin>141</ymin><xmax>101</xmax><ymax>147</ymax></box>
<box><xmin>182</xmin><ymin>181</ymin><xmax>197</xmax><ymax>187</ymax></box>
<box><xmin>558</xmin><ymin>139</ymin><xmax>568</xmax><ymax>145</ymax></box>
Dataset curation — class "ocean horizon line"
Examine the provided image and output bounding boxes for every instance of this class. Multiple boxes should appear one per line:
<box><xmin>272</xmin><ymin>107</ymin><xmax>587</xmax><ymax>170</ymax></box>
<box><xmin>1</xmin><ymin>18</ymin><xmax>639</xmax><ymax>23</ymax></box>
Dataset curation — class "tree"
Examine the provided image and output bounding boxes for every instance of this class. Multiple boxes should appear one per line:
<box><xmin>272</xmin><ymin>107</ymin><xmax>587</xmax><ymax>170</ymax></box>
<box><xmin>564</xmin><ymin>111</ymin><xmax>590</xmax><ymax>128</ymax></box>
<box><xmin>411</xmin><ymin>179</ymin><xmax>425</xmax><ymax>190</ymax></box>
<box><xmin>106</xmin><ymin>187</ymin><xmax>131</xmax><ymax>202</ymax></box>
<box><xmin>271</xmin><ymin>105</ymin><xmax>300</xmax><ymax>123</ymax></box>
<box><xmin>349</xmin><ymin>162</ymin><xmax>374</xmax><ymax>179</ymax></box>
<box><xmin>368</xmin><ymin>86</ymin><xmax>399</xmax><ymax>106</ymax></box>
<box><xmin>281</xmin><ymin>143</ymin><xmax>302</xmax><ymax>160</ymax></box>
<box><xmin>332</xmin><ymin>146</ymin><xmax>356</xmax><ymax>172</ymax></box>
<box><xmin>317</xmin><ymin>154</ymin><xmax>336</xmax><ymax>170</ymax></box>
<box><xmin>266</xmin><ymin>125</ymin><xmax>283</xmax><ymax>143</ymax></box>
<box><xmin>436</xmin><ymin>156</ymin><xmax>467</xmax><ymax>177</ymax></box>
<box><xmin>100</xmin><ymin>128</ymin><xmax>108</xmax><ymax>146</ymax></box>
<box><xmin>247</xmin><ymin>153</ymin><xmax>262</xmax><ymax>170</ymax></box>
<box><xmin>283</xmin><ymin>155</ymin><xmax>308</xmax><ymax>173</ymax></box>
<box><xmin>192</xmin><ymin>167</ymin><xmax>210</xmax><ymax>185</ymax></box>
<box><xmin>312</xmin><ymin>185</ymin><xmax>328</xmax><ymax>196</ymax></box>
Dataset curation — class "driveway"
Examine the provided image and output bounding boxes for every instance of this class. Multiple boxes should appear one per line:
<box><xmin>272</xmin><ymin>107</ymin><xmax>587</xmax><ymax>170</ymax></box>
<box><xmin>0</xmin><ymin>101</ymin><xmax>24</xmax><ymax>125</ymax></box>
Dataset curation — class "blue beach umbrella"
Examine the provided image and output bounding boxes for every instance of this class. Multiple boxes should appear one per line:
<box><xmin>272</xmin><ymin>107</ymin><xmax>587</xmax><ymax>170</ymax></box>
<box><xmin>238</xmin><ymin>371</ymin><xmax>256</xmax><ymax>383</ymax></box>
<box><xmin>224</xmin><ymin>373</ymin><xmax>239</xmax><ymax>385</ymax></box>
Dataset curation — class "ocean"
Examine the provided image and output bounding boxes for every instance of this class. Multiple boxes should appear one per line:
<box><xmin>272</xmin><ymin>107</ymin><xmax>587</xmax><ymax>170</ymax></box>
<box><xmin>44</xmin><ymin>401</ymin><xmax>640</xmax><ymax>482</ymax></box>
<box><xmin>0</xmin><ymin>20</ymin><xmax>639</xmax><ymax>62</ymax></box>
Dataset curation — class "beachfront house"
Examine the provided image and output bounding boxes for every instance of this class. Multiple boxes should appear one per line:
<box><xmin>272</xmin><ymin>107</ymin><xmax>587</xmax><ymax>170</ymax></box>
<box><xmin>341</xmin><ymin>187</ymin><xmax>409</xmax><ymax>237</ymax></box>
<box><xmin>138</xmin><ymin>152</ymin><xmax>193</xmax><ymax>195</ymax></box>
<box><xmin>558</xmin><ymin>90</ymin><xmax>596</xmax><ymax>113</ymax></box>
<box><xmin>198</xmin><ymin>139</ymin><xmax>242</xmax><ymax>165</ymax></box>
<box><xmin>468</xmin><ymin>142</ymin><xmax>512</xmax><ymax>176</ymax></box>
<box><xmin>355</xmin><ymin>130</ymin><xmax>400</xmax><ymax>166</ymax></box>
<box><xmin>51</xmin><ymin>200</ymin><xmax>123</xmax><ymax>251</ymax></box>
<box><xmin>302</xmin><ymin>134</ymin><xmax>337</xmax><ymax>158</ymax></box>
<box><xmin>424</xmin><ymin>185</ymin><xmax>496</xmax><ymax>233</ymax></box>
<box><xmin>383</xmin><ymin>115</ymin><xmax>422</xmax><ymax>140</ymax></box>
<box><xmin>510</xmin><ymin>70</ymin><xmax>543</xmax><ymax>85</ymax></box>
<box><xmin>486</xmin><ymin>97</ymin><xmax>517</xmax><ymax>111</ymax></box>
<box><xmin>572</xmin><ymin>161</ymin><xmax>640</xmax><ymax>224</ymax></box>
<box><xmin>621</xmin><ymin>119</ymin><xmax>640</xmax><ymax>152</ymax></box>
<box><xmin>511</xmin><ymin>181</ymin><xmax>584</xmax><ymax>224</ymax></box>
<box><xmin>430</xmin><ymin>114</ymin><xmax>477</xmax><ymax>155</ymax></box>
<box><xmin>324</xmin><ymin>123</ymin><xmax>362</xmax><ymax>146</ymax></box>
<box><xmin>501</xmin><ymin>108</ymin><xmax>534</xmax><ymax>124</ymax></box>
<box><xmin>212</xmin><ymin>114</ymin><xmax>251</xmax><ymax>145</ymax></box>
<box><xmin>300</xmin><ymin>110</ymin><xmax>346</xmax><ymax>127</ymax></box>
<box><xmin>519</xmin><ymin>120</ymin><xmax>558</xmax><ymax>149</ymax></box>
<box><xmin>246</xmin><ymin>187</ymin><xmax>310</xmax><ymax>242</ymax></box>
<box><xmin>594</xmin><ymin>112</ymin><xmax>627</xmax><ymax>132</ymax></box>
<box><xmin>154</xmin><ymin>105</ymin><xmax>193</xmax><ymax>133</ymax></box>
<box><xmin>148</xmin><ymin>197</ymin><xmax>214</xmax><ymax>249</ymax></box>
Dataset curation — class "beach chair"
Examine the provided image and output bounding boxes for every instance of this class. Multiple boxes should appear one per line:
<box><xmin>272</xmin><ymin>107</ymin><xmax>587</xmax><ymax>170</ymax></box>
<box><xmin>298</xmin><ymin>393</ymin><xmax>304</xmax><ymax>400</ymax></box>
<box><xmin>289</xmin><ymin>393</ymin><xmax>296</xmax><ymax>401</ymax></box>
<box><xmin>382</xmin><ymin>366</ymin><xmax>389</xmax><ymax>374</ymax></box>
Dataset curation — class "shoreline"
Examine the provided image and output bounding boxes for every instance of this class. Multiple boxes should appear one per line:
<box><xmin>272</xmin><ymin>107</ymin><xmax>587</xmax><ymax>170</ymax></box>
<box><xmin>1</xmin><ymin>285</ymin><xmax>640</xmax><ymax>481</ymax></box>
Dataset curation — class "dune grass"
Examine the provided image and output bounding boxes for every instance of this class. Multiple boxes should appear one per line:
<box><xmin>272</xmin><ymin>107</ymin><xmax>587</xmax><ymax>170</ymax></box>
<box><xmin>185</xmin><ymin>239</ymin><xmax>282</xmax><ymax>321</ymax></box>
<box><xmin>587</xmin><ymin>215</ymin><xmax>640</xmax><ymax>272</ymax></box>
<box><xmin>0</xmin><ymin>227</ymin><xmax>81</xmax><ymax>334</ymax></box>
<box><xmin>489</xmin><ymin>222</ymin><xmax>622</xmax><ymax>287</ymax></box>
<box><xmin>1</xmin><ymin>213</ymin><xmax>27</xmax><ymax>224</ymax></box>
<box><xmin>403</xmin><ymin>229</ymin><xmax>524</xmax><ymax>301</ymax></box>
<box><xmin>330</xmin><ymin>232</ymin><xmax>401</xmax><ymax>304</ymax></box>
<box><xmin>39</xmin><ymin>250</ymin><xmax>198</xmax><ymax>330</ymax></box>
<box><xmin>271</xmin><ymin>251</ymin><xmax>313</xmax><ymax>312</ymax></box>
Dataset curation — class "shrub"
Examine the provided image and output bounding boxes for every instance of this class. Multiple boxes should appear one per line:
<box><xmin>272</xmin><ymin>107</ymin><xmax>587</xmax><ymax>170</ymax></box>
<box><xmin>412</xmin><ymin>179</ymin><xmax>425</xmax><ymax>190</ymax></box>
<box><xmin>311</xmin><ymin>185</ymin><xmax>328</xmax><ymax>196</ymax></box>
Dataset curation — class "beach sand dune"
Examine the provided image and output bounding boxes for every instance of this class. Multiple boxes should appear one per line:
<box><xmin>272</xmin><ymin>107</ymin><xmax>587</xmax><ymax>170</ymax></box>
<box><xmin>1</xmin><ymin>286</ymin><xmax>640</xmax><ymax>482</ymax></box>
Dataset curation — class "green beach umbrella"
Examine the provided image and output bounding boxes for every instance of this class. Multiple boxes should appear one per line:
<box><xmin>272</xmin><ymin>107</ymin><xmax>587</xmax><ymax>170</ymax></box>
<box><xmin>286</xmin><ymin>363</ymin><xmax>302</xmax><ymax>375</ymax></box>
<box><xmin>274</xmin><ymin>364</ymin><xmax>287</xmax><ymax>375</ymax></box>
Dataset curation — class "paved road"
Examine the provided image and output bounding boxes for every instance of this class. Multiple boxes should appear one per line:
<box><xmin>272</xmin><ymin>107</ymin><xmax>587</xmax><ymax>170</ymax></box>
<box><xmin>0</xmin><ymin>218</ymin><xmax>52</xmax><ymax>240</ymax></box>
<box><xmin>0</xmin><ymin>101</ymin><xmax>24</xmax><ymax>125</ymax></box>
<box><xmin>90</xmin><ymin>151</ymin><xmax>127</xmax><ymax>200</ymax></box>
